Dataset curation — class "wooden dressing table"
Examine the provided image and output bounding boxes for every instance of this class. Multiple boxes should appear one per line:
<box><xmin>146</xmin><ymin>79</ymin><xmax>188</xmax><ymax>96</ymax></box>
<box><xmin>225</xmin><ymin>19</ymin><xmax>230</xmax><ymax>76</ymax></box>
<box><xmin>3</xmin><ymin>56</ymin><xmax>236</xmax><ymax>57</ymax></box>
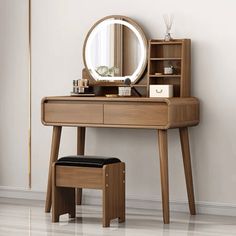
<box><xmin>41</xmin><ymin>96</ymin><xmax>199</xmax><ymax>224</ymax></box>
<box><xmin>41</xmin><ymin>15</ymin><xmax>200</xmax><ymax>224</ymax></box>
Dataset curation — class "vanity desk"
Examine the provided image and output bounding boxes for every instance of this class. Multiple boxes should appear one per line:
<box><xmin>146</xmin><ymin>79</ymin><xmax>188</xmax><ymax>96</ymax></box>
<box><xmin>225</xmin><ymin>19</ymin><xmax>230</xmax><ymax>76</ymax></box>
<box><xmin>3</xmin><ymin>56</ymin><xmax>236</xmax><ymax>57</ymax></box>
<box><xmin>41</xmin><ymin>15</ymin><xmax>200</xmax><ymax>224</ymax></box>
<box><xmin>42</xmin><ymin>96</ymin><xmax>199</xmax><ymax>224</ymax></box>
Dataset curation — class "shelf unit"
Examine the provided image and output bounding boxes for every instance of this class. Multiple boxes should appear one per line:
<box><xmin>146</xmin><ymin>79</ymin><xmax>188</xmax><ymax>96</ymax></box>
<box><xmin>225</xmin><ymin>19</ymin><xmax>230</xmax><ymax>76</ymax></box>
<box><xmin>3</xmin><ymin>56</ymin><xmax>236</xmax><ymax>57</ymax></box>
<box><xmin>147</xmin><ymin>39</ymin><xmax>191</xmax><ymax>97</ymax></box>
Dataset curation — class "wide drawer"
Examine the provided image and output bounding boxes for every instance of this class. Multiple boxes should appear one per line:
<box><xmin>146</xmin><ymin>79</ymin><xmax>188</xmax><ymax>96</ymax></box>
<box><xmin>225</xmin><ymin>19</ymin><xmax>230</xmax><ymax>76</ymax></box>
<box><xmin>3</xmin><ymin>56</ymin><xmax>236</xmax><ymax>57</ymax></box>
<box><xmin>43</xmin><ymin>102</ymin><xmax>103</xmax><ymax>124</ymax></box>
<box><xmin>104</xmin><ymin>103</ymin><xmax>168</xmax><ymax>126</ymax></box>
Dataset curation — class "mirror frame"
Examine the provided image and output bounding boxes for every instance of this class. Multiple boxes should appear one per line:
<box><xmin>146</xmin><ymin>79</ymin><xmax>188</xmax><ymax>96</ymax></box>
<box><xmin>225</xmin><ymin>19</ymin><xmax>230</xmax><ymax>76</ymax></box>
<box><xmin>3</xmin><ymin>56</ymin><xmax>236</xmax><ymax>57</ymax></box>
<box><xmin>83</xmin><ymin>15</ymin><xmax>148</xmax><ymax>84</ymax></box>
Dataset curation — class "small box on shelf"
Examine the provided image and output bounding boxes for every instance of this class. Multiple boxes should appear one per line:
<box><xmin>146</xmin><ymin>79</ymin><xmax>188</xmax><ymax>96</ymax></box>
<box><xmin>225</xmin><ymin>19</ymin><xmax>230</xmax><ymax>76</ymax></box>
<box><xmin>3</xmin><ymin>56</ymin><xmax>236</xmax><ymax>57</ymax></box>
<box><xmin>149</xmin><ymin>85</ymin><xmax>173</xmax><ymax>98</ymax></box>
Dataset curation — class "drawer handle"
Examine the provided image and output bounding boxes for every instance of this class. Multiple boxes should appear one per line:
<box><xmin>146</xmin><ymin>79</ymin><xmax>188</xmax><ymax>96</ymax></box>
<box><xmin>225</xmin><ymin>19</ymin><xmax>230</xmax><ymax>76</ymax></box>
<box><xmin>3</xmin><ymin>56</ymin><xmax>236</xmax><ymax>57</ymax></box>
<box><xmin>156</xmin><ymin>89</ymin><xmax>163</xmax><ymax>93</ymax></box>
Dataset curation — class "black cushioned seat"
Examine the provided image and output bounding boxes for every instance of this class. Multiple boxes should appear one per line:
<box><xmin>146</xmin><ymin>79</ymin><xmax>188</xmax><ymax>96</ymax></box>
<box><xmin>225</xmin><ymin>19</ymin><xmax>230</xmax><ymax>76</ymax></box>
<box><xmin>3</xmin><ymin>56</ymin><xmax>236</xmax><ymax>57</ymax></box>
<box><xmin>56</xmin><ymin>155</ymin><xmax>121</xmax><ymax>168</ymax></box>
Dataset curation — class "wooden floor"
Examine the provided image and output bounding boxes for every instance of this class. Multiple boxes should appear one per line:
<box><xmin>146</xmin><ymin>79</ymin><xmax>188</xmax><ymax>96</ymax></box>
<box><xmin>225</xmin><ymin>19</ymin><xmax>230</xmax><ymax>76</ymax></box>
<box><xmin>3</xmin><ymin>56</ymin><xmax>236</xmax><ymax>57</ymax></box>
<box><xmin>0</xmin><ymin>199</ymin><xmax>236</xmax><ymax>236</ymax></box>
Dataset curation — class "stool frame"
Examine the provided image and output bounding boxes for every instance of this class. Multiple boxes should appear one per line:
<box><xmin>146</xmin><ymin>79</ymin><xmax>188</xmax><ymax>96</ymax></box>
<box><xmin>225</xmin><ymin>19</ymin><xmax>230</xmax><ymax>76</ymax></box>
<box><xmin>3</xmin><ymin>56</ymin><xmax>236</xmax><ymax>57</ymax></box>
<box><xmin>52</xmin><ymin>162</ymin><xmax>125</xmax><ymax>227</ymax></box>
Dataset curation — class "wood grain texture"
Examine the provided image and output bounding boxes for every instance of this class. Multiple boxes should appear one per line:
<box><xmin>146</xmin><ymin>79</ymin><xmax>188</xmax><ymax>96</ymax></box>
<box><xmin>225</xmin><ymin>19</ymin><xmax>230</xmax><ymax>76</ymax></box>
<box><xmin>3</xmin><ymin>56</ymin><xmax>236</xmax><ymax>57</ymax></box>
<box><xmin>52</xmin><ymin>162</ymin><xmax>125</xmax><ymax>227</ymax></box>
<box><xmin>158</xmin><ymin>130</ymin><xmax>169</xmax><ymax>224</ymax></box>
<box><xmin>179</xmin><ymin>127</ymin><xmax>196</xmax><ymax>215</ymax></box>
<box><xmin>148</xmin><ymin>39</ymin><xmax>191</xmax><ymax>97</ymax></box>
<box><xmin>76</xmin><ymin>127</ymin><xmax>86</xmax><ymax>205</ymax></box>
<box><xmin>56</xmin><ymin>166</ymin><xmax>103</xmax><ymax>189</ymax></box>
<box><xmin>118</xmin><ymin>162</ymin><xmax>126</xmax><ymax>223</ymax></box>
<box><xmin>45</xmin><ymin>126</ymin><xmax>62</xmax><ymax>213</ymax></box>
<box><xmin>42</xmin><ymin>96</ymin><xmax>199</xmax><ymax>224</ymax></box>
<box><xmin>167</xmin><ymin>97</ymin><xmax>199</xmax><ymax>128</ymax></box>
<box><xmin>44</xmin><ymin>103</ymin><xmax>103</xmax><ymax>124</ymax></box>
<box><xmin>181</xmin><ymin>39</ymin><xmax>191</xmax><ymax>97</ymax></box>
<box><xmin>104</xmin><ymin>103</ymin><xmax>168</xmax><ymax>126</ymax></box>
<box><xmin>52</xmin><ymin>163</ymin><xmax>75</xmax><ymax>222</ymax></box>
<box><xmin>102</xmin><ymin>163</ymin><xmax>125</xmax><ymax>227</ymax></box>
<box><xmin>41</xmin><ymin>97</ymin><xmax>199</xmax><ymax>129</ymax></box>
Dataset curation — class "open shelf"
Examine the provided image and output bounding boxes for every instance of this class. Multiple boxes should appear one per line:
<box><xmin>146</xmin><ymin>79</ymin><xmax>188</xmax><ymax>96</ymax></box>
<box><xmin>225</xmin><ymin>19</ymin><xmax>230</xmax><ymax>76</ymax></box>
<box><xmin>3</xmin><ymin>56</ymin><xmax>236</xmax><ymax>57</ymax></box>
<box><xmin>149</xmin><ymin>75</ymin><xmax>181</xmax><ymax>78</ymax></box>
<box><xmin>147</xmin><ymin>39</ymin><xmax>191</xmax><ymax>97</ymax></box>
<box><xmin>150</xmin><ymin>58</ymin><xmax>182</xmax><ymax>61</ymax></box>
<box><xmin>150</xmin><ymin>40</ymin><xmax>183</xmax><ymax>45</ymax></box>
<box><xmin>131</xmin><ymin>84</ymin><xmax>147</xmax><ymax>87</ymax></box>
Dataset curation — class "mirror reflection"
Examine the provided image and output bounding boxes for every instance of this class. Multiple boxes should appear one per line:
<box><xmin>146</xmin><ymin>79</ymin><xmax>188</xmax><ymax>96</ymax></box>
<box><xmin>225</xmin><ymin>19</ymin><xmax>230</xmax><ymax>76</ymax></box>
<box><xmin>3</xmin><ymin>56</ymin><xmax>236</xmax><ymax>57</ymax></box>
<box><xmin>84</xmin><ymin>17</ymin><xmax>147</xmax><ymax>82</ymax></box>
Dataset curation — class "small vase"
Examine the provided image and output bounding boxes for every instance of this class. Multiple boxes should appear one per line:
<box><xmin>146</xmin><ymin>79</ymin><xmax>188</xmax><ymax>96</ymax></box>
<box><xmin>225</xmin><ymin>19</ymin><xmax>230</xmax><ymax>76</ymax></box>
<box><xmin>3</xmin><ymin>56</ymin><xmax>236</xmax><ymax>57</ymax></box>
<box><xmin>163</xmin><ymin>14</ymin><xmax>174</xmax><ymax>41</ymax></box>
<box><xmin>164</xmin><ymin>32</ymin><xmax>172</xmax><ymax>41</ymax></box>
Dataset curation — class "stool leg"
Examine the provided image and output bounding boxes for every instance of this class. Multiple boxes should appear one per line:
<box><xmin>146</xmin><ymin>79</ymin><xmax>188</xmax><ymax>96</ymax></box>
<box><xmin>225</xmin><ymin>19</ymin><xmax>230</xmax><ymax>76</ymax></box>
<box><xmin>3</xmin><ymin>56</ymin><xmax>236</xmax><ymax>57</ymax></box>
<box><xmin>52</xmin><ymin>164</ymin><xmax>76</xmax><ymax>222</ymax></box>
<box><xmin>118</xmin><ymin>163</ymin><xmax>125</xmax><ymax>223</ymax></box>
<box><xmin>103</xmin><ymin>168</ymin><xmax>111</xmax><ymax>227</ymax></box>
<box><xmin>102</xmin><ymin>163</ymin><xmax>125</xmax><ymax>227</ymax></box>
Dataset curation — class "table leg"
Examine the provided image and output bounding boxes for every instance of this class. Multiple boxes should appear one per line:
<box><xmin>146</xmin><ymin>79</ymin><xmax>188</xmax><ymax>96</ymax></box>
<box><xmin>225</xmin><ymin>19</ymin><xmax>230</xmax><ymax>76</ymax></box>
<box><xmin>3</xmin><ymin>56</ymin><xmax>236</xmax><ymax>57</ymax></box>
<box><xmin>179</xmin><ymin>127</ymin><xmax>196</xmax><ymax>215</ymax></box>
<box><xmin>158</xmin><ymin>129</ymin><xmax>169</xmax><ymax>224</ymax></box>
<box><xmin>45</xmin><ymin>126</ymin><xmax>62</xmax><ymax>213</ymax></box>
<box><xmin>76</xmin><ymin>127</ymin><xmax>86</xmax><ymax>205</ymax></box>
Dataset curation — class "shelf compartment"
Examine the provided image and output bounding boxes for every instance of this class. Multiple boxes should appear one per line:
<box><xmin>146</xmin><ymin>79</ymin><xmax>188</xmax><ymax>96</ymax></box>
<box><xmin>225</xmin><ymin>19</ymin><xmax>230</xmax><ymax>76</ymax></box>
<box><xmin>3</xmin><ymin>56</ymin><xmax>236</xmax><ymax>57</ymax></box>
<box><xmin>131</xmin><ymin>84</ymin><xmax>147</xmax><ymax>87</ymax></box>
<box><xmin>149</xmin><ymin>75</ymin><xmax>181</xmax><ymax>78</ymax></box>
<box><xmin>149</xmin><ymin>77</ymin><xmax>181</xmax><ymax>97</ymax></box>
<box><xmin>150</xmin><ymin>44</ymin><xmax>182</xmax><ymax>58</ymax></box>
<box><xmin>149</xmin><ymin>60</ymin><xmax>182</xmax><ymax>75</ymax></box>
<box><xmin>150</xmin><ymin>40</ymin><xmax>183</xmax><ymax>45</ymax></box>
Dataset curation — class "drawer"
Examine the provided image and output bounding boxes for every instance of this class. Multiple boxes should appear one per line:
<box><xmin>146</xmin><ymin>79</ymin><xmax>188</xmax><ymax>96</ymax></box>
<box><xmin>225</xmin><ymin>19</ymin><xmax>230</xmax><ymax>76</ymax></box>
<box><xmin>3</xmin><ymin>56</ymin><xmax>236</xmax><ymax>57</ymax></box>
<box><xmin>43</xmin><ymin>102</ymin><xmax>103</xmax><ymax>124</ymax></box>
<box><xmin>104</xmin><ymin>104</ymin><xmax>168</xmax><ymax>126</ymax></box>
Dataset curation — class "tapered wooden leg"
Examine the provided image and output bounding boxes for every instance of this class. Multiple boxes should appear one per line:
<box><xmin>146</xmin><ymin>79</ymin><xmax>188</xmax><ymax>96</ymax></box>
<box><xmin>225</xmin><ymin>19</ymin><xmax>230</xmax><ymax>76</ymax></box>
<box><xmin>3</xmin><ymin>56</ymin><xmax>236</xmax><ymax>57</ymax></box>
<box><xmin>45</xmin><ymin>126</ymin><xmax>62</xmax><ymax>213</ymax></box>
<box><xmin>76</xmin><ymin>127</ymin><xmax>86</xmax><ymax>205</ymax></box>
<box><xmin>179</xmin><ymin>127</ymin><xmax>196</xmax><ymax>215</ymax></box>
<box><xmin>158</xmin><ymin>129</ymin><xmax>169</xmax><ymax>224</ymax></box>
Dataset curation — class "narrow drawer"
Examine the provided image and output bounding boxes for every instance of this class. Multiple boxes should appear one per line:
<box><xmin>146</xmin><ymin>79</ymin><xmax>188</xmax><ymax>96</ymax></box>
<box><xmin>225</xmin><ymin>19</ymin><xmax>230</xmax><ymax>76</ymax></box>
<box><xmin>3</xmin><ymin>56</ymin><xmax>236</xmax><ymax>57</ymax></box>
<box><xmin>43</xmin><ymin>102</ymin><xmax>103</xmax><ymax>124</ymax></box>
<box><xmin>104</xmin><ymin>103</ymin><xmax>168</xmax><ymax>126</ymax></box>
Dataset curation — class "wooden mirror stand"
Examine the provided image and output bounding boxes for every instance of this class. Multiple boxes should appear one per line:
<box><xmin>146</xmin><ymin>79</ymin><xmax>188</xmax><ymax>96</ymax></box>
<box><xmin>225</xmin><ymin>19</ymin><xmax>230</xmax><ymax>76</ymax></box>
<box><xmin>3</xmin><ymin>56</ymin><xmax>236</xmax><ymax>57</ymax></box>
<box><xmin>83</xmin><ymin>39</ymin><xmax>190</xmax><ymax>98</ymax></box>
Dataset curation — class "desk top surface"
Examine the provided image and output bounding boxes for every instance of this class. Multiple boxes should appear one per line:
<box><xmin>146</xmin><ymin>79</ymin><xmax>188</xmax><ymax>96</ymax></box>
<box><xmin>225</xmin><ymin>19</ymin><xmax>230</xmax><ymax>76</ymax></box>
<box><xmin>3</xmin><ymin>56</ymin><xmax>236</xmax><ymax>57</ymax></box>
<box><xmin>41</xmin><ymin>96</ymin><xmax>200</xmax><ymax>129</ymax></box>
<box><xmin>43</xmin><ymin>96</ymin><xmax>199</xmax><ymax>104</ymax></box>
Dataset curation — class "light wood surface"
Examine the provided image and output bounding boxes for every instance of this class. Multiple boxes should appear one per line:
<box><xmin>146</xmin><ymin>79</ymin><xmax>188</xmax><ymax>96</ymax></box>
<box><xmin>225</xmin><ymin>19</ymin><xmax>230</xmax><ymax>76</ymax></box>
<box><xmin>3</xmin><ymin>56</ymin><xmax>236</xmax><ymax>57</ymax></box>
<box><xmin>179</xmin><ymin>127</ymin><xmax>196</xmax><ymax>215</ymax></box>
<box><xmin>102</xmin><ymin>163</ymin><xmax>125</xmax><ymax>227</ymax></box>
<box><xmin>44</xmin><ymin>103</ymin><xmax>103</xmax><ymax>124</ymax></box>
<box><xmin>42</xmin><ymin>96</ymin><xmax>199</xmax><ymax>224</ymax></box>
<box><xmin>52</xmin><ymin>162</ymin><xmax>125</xmax><ymax>227</ymax></box>
<box><xmin>42</xmin><ymin>97</ymin><xmax>199</xmax><ymax>129</ymax></box>
<box><xmin>76</xmin><ymin>127</ymin><xmax>86</xmax><ymax>205</ymax></box>
<box><xmin>148</xmin><ymin>39</ymin><xmax>191</xmax><ymax>97</ymax></box>
<box><xmin>52</xmin><ymin>163</ymin><xmax>75</xmax><ymax>222</ymax></box>
<box><xmin>56</xmin><ymin>166</ymin><xmax>103</xmax><ymax>189</ymax></box>
<box><xmin>104</xmin><ymin>103</ymin><xmax>167</xmax><ymax>126</ymax></box>
<box><xmin>45</xmin><ymin>126</ymin><xmax>62</xmax><ymax>213</ymax></box>
<box><xmin>158</xmin><ymin>130</ymin><xmax>169</xmax><ymax>224</ymax></box>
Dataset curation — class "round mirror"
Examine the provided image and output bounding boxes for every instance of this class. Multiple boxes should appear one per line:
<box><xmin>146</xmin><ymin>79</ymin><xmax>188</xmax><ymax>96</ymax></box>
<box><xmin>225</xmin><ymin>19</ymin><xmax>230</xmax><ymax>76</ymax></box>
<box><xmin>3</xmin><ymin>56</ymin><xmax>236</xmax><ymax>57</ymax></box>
<box><xmin>83</xmin><ymin>15</ymin><xmax>147</xmax><ymax>83</ymax></box>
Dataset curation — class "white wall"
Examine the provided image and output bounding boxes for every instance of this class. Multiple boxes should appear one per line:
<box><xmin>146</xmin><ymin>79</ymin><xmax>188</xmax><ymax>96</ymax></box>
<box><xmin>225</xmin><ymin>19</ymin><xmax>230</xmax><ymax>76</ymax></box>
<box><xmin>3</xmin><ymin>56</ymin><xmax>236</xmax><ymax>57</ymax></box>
<box><xmin>0</xmin><ymin>0</ymin><xmax>29</xmax><ymax>187</ymax></box>
<box><xmin>1</xmin><ymin>0</ymin><xmax>236</xmax><ymax>210</ymax></box>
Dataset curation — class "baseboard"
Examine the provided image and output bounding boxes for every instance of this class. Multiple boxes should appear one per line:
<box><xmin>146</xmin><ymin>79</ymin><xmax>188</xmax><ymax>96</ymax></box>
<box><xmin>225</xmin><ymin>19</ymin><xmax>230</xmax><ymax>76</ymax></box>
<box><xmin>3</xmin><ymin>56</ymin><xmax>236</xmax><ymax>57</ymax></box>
<box><xmin>1</xmin><ymin>186</ymin><xmax>236</xmax><ymax>216</ymax></box>
<box><xmin>0</xmin><ymin>186</ymin><xmax>45</xmax><ymax>200</ymax></box>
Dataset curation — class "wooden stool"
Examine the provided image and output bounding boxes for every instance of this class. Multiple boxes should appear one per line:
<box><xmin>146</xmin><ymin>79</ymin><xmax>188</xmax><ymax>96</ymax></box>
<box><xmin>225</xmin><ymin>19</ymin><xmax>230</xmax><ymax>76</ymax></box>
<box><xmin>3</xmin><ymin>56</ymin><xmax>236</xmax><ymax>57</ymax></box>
<box><xmin>52</xmin><ymin>155</ymin><xmax>125</xmax><ymax>227</ymax></box>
